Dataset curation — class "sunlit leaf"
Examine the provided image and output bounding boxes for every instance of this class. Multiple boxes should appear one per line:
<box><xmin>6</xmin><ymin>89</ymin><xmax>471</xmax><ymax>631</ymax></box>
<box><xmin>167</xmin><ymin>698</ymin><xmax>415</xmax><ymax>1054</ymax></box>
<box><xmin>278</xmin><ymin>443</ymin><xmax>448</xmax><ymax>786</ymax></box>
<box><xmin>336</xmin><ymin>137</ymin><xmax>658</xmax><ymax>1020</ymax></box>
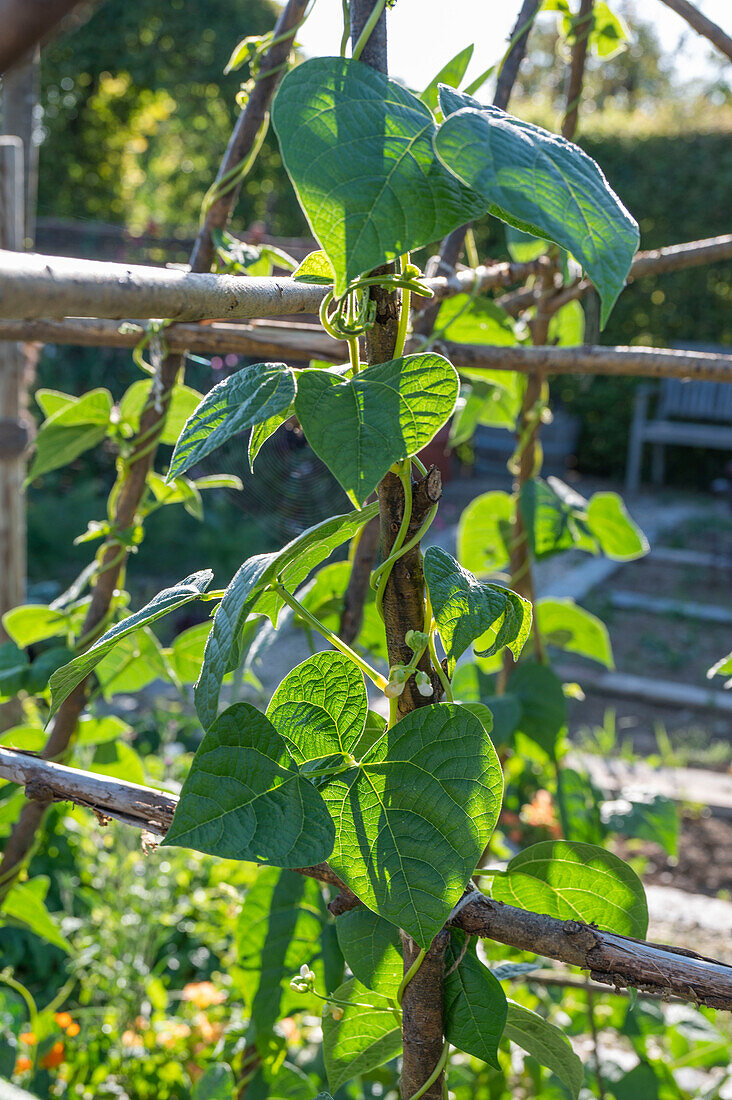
<box><xmin>272</xmin><ymin>57</ymin><xmax>485</xmax><ymax>295</ymax></box>
<box><xmin>424</xmin><ymin>547</ymin><xmax>531</xmax><ymax>673</ymax></box>
<box><xmin>194</xmin><ymin>505</ymin><xmax>378</xmax><ymax>728</ymax></box>
<box><xmin>168</xmin><ymin>362</ymin><xmax>296</xmax><ymax>480</ymax></box>
<box><xmin>491</xmin><ymin>839</ymin><xmax>648</xmax><ymax>936</ymax></box>
<box><xmin>295</xmin><ymin>354</ymin><xmax>459</xmax><ymax>506</ymax></box>
<box><xmin>49</xmin><ymin>571</ymin><xmax>213</xmax><ymax>715</ymax></box>
<box><xmin>164</xmin><ymin>702</ymin><xmax>335</xmax><ymax>867</ymax></box>
<box><xmin>435</xmin><ymin>87</ymin><xmax>639</xmax><ymax>324</ymax></box>
<box><xmin>504</xmin><ymin>1001</ymin><xmax>583</xmax><ymax>1099</ymax></box>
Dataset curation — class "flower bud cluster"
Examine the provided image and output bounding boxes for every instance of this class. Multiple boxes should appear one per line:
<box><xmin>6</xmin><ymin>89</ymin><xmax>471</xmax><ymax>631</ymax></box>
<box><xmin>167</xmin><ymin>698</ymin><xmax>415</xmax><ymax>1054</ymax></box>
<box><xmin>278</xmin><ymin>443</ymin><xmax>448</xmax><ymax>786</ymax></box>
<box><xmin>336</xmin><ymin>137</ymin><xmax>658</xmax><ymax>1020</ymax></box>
<box><xmin>290</xmin><ymin>964</ymin><xmax>315</xmax><ymax>993</ymax></box>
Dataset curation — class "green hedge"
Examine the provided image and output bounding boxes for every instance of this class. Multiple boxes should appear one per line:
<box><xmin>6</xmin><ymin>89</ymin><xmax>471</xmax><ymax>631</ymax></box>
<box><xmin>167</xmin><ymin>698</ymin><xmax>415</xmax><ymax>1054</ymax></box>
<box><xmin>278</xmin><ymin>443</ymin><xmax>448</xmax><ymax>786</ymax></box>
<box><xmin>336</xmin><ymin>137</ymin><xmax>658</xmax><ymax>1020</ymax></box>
<box><xmin>565</xmin><ymin>128</ymin><xmax>731</xmax><ymax>482</ymax></box>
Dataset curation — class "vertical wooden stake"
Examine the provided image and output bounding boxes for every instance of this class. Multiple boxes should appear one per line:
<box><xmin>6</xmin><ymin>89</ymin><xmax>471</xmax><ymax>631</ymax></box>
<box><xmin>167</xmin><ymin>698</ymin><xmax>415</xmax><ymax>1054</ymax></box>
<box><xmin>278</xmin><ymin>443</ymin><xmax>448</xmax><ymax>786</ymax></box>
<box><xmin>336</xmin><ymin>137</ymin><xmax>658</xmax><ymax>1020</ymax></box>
<box><xmin>0</xmin><ymin>136</ymin><xmax>27</xmax><ymax>649</ymax></box>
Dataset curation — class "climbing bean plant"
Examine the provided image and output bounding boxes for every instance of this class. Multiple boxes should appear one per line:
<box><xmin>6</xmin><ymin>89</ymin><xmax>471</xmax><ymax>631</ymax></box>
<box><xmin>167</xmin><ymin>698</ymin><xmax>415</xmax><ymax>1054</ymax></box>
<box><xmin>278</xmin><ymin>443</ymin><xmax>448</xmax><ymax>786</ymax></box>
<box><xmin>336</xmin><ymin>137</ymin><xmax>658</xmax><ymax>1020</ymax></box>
<box><xmin>2</xmin><ymin>7</ymin><xmax>709</xmax><ymax>1099</ymax></box>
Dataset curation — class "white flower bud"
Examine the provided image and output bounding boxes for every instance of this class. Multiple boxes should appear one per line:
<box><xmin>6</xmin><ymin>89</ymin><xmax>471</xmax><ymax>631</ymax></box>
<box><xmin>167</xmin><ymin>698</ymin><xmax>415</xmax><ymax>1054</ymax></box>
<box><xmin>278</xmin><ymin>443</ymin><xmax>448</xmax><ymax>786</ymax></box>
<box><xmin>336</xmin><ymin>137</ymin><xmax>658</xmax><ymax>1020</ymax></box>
<box><xmin>415</xmin><ymin>671</ymin><xmax>433</xmax><ymax>697</ymax></box>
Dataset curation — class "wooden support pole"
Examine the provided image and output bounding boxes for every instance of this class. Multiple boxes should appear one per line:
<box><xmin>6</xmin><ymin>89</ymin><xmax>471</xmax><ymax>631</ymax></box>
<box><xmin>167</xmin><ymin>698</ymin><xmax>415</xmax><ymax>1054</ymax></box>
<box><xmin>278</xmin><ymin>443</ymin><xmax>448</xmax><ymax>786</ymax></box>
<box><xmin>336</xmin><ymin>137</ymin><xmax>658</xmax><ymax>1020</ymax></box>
<box><xmin>0</xmin><ymin>249</ymin><xmax>328</xmax><ymax>321</ymax></box>
<box><xmin>0</xmin><ymin>139</ymin><xmax>26</xmax><ymax>645</ymax></box>
<box><xmin>657</xmin><ymin>0</ymin><xmax>732</xmax><ymax>62</ymax></box>
<box><xmin>0</xmin><ymin>0</ymin><xmax>83</xmax><ymax>76</ymax></box>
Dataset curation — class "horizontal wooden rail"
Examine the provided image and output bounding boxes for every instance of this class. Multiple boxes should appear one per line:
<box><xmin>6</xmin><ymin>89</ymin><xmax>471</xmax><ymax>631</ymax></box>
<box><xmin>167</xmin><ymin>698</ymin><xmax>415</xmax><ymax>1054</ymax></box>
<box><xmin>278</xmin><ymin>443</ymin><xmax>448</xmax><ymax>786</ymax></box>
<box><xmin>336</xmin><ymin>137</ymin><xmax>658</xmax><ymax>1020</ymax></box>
<box><xmin>537</xmin><ymin>234</ymin><xmax>732</xmax><ymax>316</ymax></box>
<box><xmin>438</xmin><ymin>343</ymin><xmax>732</xmax><ymax>382</ymax></box>
<box><xmin>1</xmin><ymin>234</ymin><xmax>730</xmax><ymax>325</ymax></box>
<box><xmin>0</xmin><ymin>317</ymin><xmax>343</xmax><ymax>362</ymax></box>
<box><xmin>0</xmin><ymin>250</ymin><xmax>328</xmax><ymax>321</ymax></box>
<box><xmin>1</xmin><ymin>316</ymin><xmax>730</xmax><ymax>381</ymax></box>
<box><xmin>1</xmin><ymin>746</ymin><xmax>731</xmax><ymax>1009</ymax></box>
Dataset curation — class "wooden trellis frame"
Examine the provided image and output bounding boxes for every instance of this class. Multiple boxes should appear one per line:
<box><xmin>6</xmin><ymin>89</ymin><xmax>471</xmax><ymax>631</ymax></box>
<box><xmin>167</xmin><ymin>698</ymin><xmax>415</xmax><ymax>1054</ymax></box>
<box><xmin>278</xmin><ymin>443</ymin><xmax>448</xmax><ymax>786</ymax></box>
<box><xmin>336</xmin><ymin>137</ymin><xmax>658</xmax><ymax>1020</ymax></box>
<box><xmin>1</xmin><ymin>0</ymin><xmax>731</xmax><ymax>1035</ymax></box>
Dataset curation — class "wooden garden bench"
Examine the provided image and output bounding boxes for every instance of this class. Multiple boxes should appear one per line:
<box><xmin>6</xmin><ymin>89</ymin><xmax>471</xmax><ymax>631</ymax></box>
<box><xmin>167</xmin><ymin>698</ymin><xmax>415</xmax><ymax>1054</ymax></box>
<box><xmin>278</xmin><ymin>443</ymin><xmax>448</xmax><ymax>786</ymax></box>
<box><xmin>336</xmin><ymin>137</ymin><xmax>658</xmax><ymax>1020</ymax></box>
<box><xmin>625</xmin><ymin>377</ymin><xmax>732</xmax><ymax>493</ymax></box>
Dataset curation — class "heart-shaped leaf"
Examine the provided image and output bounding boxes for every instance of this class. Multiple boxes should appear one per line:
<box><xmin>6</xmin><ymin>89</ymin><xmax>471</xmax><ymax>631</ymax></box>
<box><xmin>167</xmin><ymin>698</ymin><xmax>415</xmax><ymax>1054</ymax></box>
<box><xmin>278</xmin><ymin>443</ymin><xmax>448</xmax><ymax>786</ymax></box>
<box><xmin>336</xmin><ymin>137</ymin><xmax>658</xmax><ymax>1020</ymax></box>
<box><xmin>272</xmin><ymin>57</ymin><xmax>485</xmax><ymax>295</ymax></box>
<box><xmin>504</xmin><ymin>1001</ymin><xmax>583</xmax><ymax>1099</ymax></box>
<box><xmin>163</xmin><ymin>702</ymin><xmax>334</xmax><ymax>867</ymax></box>
<box><xmin>195</xmin><ymin>505</ymin><xmax>378</xmax><ymax>728</ymax></box>
<box><xmin>444</xmin><ymin>931</ymin><xmax>507</xmax><ymax>1069</ymax></box>
<box><xmin>49</xmin><ymin>571</ymin><xmax>213</xmax><ymax>715</ymax></box>
<box><xmin>119</xmin><ymin>381</ymin><xmax>204</xmax><ymax>445</ymax></box>
<box><xmin>322</xmin><ymin>978</ymin><xmax>402</xmax><ymax>1092</ymax></box>
<box><xmin>490</xmin><ymin>839</ymin><xmax>648</xmax><ymax>937</ymax></box>
<box><xmin>586</xmin><ymin>492</ymin><xmax>648</xmax><ymax>560</ymax></box>
<box><xmin>168</xmin><ymin>362</ymin><xmax>295</xmax><ymax>480</ymax></box>
<box><xmin>28</xmin><ymin>388</ymin><xmax>113</xmax><ymax>480</ymax></box>
<box><xmin>519</xmin><ymin>477</ymin><xmax>596</xmax><ymax>560</ymax></box>
<box><xmin>295</xmin><ymin>354</ymin><xmax>459</xmax><ymax>506</ymax></box>
<box><xmin>424</xmin><ymin>547</ymin><xmax>531</xmax><ymax>674</ymax></box>
<box><xmin>535</xmin><ymin>598</ymin><xmax>613</xmax><ymax>668</ymax></box>
<box><xmin>248</xmin><ymin>403</ymin><xmax>294</xmax><ymax>470</ymax></box>
<box><xmin>336</xmin><ymin>909</ymin><xmax>403</xmax><ymax>998</ymax></box>
<box><xmin>457</xmin><ymin>490</ymin><xmax>513</xmax><ymax>576</ymax></box>
<box><xmin>435</xmin><ymin>87</ymin><xmax>639</xmax><ymax>325</ymax></box>
<box><xmin>317</xmin><ymin>703</ymin><xmax>503</xmax><ymax>948</ymax></box>
<box><xmin>267</xmin><ymin>652</ymin><xmax>368</xmax><ymax>765</ymax></box>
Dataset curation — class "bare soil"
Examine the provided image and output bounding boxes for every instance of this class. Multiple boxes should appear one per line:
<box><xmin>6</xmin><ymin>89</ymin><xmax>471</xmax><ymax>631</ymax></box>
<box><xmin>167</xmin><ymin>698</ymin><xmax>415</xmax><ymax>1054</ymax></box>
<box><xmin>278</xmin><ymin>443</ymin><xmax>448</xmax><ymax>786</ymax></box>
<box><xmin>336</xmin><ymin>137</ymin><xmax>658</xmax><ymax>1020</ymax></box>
<box><xmin>615</xmin><ymin>813</ymin><xmax>732</xmax><ymax>898</ymax></box>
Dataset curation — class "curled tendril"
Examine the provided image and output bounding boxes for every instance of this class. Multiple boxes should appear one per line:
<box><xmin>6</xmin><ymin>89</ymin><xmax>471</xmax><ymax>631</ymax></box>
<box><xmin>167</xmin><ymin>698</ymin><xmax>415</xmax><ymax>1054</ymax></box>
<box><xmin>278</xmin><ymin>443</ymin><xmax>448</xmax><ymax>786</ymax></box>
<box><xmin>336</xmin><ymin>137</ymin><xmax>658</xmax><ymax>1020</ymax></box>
<box><xmin>319</xmin><ymin>290</ymin><xmax>376</xmax><ymax>341</ymax></box>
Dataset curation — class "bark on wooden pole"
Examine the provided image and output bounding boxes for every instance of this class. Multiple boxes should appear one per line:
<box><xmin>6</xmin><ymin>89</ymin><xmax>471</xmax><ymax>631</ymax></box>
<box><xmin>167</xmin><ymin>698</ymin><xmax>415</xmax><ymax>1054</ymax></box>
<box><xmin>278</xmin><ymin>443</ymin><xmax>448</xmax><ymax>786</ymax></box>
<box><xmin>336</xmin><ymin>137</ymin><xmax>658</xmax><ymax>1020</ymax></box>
<box><xmin>0</xmin><ymin>0</ymin><xmax>83</xmax><ymax>75</ymax></box>
<box><xmin>0</xmin><ymin>138</ymin><xmax>26</xmax><ymax>649</ymax></box>
<box><xmin>2</xmin><ymin>318</ymin><xmax>731</xmax><ymax>382</ymax></box>
<box><xmin>0</xmin><ymin>249</ymin><xmax>327</xmax><ymax>321</ymax></box>
<box><xmin>349</xmin><ymin>2</ymin><xmax>447</xmax><ymax>1095</ymax></box>
<box><xmin>0</xmin><ymin>234</ymin><xmax>729</xmax><ymax>326</ymax></box>
<box><xmin>657</xmin><ymin>0</ymin><xmax>732</xmax><ymax>61</ymax></box>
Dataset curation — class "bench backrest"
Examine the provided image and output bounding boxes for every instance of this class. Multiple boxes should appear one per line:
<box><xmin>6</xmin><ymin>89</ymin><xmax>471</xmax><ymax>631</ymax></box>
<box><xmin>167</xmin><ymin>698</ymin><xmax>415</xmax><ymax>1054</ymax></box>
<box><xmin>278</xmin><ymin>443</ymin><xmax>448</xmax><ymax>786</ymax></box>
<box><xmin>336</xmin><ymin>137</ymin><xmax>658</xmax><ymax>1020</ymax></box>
<box><xmin>657</xmin><ymin>379</ymin><xmax>732</xmax><ymax>424</ymax></box>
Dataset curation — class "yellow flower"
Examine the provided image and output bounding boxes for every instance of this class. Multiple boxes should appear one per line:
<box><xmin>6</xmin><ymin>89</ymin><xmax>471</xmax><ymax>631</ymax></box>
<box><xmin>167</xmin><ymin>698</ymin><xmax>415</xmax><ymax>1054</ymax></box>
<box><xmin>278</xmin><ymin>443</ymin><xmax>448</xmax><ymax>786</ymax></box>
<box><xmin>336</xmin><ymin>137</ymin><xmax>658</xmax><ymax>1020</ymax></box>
<box><xmin>182</xmin><ymin>981</ymin><xmax>226</xmax><ymax>1009</ymax></box>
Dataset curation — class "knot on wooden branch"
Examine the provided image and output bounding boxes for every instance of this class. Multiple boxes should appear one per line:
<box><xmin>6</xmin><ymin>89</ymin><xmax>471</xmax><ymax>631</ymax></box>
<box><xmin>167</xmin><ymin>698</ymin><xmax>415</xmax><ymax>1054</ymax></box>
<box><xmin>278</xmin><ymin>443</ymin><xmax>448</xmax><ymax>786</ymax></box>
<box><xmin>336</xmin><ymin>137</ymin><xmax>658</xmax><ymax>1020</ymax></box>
<box><xmin>24</xmin><ymin>780</ymin><xmax>55</xmax><ymax>806</ymax></box>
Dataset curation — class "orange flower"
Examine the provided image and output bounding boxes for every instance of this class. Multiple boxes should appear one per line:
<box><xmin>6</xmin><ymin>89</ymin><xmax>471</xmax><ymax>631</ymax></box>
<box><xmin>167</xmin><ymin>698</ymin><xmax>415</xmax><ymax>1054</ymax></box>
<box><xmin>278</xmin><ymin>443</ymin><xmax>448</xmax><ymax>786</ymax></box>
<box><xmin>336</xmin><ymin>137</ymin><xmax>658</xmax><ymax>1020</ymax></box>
<box><xmin>14</xmin><ymin>1055</ymin><xmax>32</xmax><ymax>1074</ymax></box>
<box><xmin>66</xmin><ymin>1022</ymin><xmax>80</xmax><ymax>1037</ymax></box>
<box><xmin>194</xmin><ymin>1012</ymin><xmax>223</xmax><ymax>1044</ymax></box>
<box><xmin>55</xmin><ymin>1012</ymin><xmax>73</xmax><ymax>1030</ymax></box>
<box><xmin>19</xmin><ymin>1032</ymin><xmax>36</xmax><ymax>1046</ymax></box>
<box><xmin>521</xmin><ymin>789</ymin><xmax>561</xmax><ymax>835</ymax></box>
<box><xmin>181</xmin><ymin>981</ymin><xmax>226</xmax><ymax>1009</ymax></box>
<box><xmin>40</xmin><ymin>1041</ymin><xmax>65</xmax><ymax>1069</ymax></box>
<box><xmin>121</xmin><ymin>1030</ymin><xmax>141</xmax><ymax>1048</ymax></box>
